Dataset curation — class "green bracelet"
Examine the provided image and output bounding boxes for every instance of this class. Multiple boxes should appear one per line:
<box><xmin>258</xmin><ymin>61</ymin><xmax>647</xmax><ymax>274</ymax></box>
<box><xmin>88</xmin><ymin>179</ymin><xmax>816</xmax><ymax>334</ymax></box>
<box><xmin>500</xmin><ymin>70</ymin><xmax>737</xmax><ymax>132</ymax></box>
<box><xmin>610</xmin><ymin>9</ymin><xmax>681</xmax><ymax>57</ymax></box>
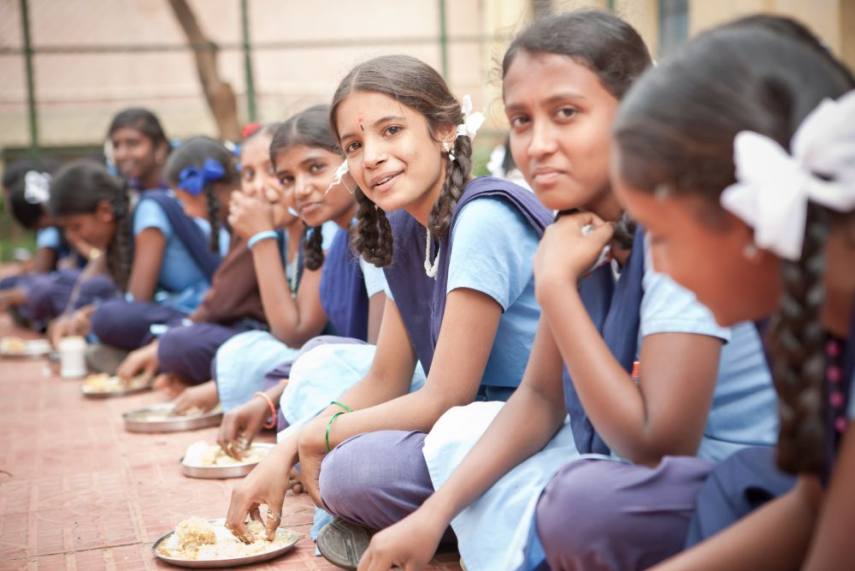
<box><xmin>325</xmin><ymin>411</ymin><xmax>347</xmax><ymax>453</ymax></box>
<box><xmin>330</xmin><ymin>400</ymin><xmax>353</xmax><ymax>413</ymax></box>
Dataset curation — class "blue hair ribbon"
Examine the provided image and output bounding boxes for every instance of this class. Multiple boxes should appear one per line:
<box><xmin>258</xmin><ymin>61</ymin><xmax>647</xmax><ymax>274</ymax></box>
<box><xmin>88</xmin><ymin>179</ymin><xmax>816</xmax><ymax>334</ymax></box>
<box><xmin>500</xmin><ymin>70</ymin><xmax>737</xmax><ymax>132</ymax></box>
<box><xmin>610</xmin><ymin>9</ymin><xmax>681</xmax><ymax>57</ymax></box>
<box><xmin>177</xmin><ymin>158</ymin><xmax>226</xmax><ymax>196</ymax></box>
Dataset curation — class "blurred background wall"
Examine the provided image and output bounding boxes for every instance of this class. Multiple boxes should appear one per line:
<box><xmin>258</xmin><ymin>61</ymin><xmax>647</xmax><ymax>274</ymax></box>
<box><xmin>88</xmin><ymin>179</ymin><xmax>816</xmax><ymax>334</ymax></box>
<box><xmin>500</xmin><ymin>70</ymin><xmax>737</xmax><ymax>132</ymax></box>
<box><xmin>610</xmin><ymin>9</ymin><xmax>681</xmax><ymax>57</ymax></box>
<box><xmin>0</xmin><ymin>0</ymin><xmax>852</xmax><ymax>257</ymax></box>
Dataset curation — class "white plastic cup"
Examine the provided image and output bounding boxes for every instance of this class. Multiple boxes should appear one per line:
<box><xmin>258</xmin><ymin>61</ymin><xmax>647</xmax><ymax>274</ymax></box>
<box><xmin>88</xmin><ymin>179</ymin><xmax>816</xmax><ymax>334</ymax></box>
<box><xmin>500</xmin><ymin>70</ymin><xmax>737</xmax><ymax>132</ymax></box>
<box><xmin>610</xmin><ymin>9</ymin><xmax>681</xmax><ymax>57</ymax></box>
<box><xmin>58</xmin><ymin>336</ymin><xmax>87</xmax><ymax>378</ymax></box>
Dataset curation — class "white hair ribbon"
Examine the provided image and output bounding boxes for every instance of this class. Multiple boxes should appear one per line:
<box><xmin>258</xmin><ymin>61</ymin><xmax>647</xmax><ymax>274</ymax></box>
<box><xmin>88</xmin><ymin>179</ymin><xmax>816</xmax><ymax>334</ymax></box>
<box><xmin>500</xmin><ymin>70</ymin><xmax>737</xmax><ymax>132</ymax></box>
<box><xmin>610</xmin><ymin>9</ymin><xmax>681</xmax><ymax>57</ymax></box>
<box><xmin>24</xmin><ymin>171</ymin><xmax>51</xmax><ymax>204</ymax></box>
<box><xmin>456</xmin><ymin>95</ymin><xmax>485</xmax><ymax>140</ymax></box>
<box><xmin>327</xmin><ymin>159</ymin><xmax>356</xmax><ymax>195</ymax></box>
<box><xmin>720</xmin><ymin>90</ymin><xmax>855</xmax><ymax>260</ymax></box>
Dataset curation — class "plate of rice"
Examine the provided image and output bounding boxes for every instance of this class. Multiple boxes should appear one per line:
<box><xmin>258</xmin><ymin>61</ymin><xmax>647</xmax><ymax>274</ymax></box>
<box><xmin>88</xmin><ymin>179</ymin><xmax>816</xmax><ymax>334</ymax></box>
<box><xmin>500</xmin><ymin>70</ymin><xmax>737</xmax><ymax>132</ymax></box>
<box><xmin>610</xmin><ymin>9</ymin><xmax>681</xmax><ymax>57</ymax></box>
<box><xmin>181</xmin><ymin>441</ymin><xmax>273</xmax><ymax>479</ymax></box>
<box><xmin>152</xmin><ymin>517</ymin><xmax>300</xmax><ymax>568</ymax></box>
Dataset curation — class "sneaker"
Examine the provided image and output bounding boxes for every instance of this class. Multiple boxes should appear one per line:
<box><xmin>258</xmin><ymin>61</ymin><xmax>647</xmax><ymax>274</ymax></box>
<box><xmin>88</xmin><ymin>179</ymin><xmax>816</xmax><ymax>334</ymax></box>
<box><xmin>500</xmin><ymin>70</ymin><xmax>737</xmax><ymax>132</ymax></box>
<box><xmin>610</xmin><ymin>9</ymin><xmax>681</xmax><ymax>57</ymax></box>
<box><xmin>317</xmin><ymin>518</ymin><xmax>373</xmax><ymax>570</ymax></box>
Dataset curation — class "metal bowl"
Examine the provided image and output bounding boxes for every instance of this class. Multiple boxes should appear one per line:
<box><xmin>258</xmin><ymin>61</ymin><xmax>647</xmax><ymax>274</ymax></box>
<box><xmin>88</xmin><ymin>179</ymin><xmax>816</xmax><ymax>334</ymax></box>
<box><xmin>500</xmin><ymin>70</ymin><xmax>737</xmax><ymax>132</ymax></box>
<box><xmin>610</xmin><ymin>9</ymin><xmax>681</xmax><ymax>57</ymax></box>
<box><xmin>81</xmin><ymin>376</ymin><xmax>151</xmax><ymax>399</ymax></box>
<box><xmin>151</xmin><ymin>518</ymin><xmax>301</xmax><ymax>568</ymax></box>
<box><xmin>0</xmin><ymin>338</ymin><xmax>52</xmax><ymax>359</ymax></box>
<box><xmin>181</xmin><ymin>443</ymin><xmax>274</xmax><ymax>479</ymax></box>
<box><xmin>123</xmin><ymin>404</ymin><xmax>223</xmax><ymax>433</ymax></box>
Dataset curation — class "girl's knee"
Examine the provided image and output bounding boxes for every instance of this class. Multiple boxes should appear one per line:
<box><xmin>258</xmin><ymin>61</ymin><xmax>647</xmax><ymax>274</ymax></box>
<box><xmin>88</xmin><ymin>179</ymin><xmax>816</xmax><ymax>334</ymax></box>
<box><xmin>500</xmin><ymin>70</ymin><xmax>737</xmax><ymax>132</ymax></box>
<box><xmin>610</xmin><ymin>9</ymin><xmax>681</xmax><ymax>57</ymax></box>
<box><xmin>319</xmin><ymin>431</ymin><xmax>426</xmax><ymax>522</ymax></box>
<box><xmin>536</xmin><ymin>461</ymin><xmax>616</xmax><ymax>558</ymax></box>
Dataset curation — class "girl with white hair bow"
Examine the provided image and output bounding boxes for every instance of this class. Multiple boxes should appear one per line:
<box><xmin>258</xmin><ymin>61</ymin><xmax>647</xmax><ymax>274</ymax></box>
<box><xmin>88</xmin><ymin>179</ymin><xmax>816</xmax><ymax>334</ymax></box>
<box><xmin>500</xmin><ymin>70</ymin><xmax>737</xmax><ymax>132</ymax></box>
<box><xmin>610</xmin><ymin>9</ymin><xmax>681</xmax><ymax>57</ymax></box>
<box><xmin>613</xmin><ymin>15</ymin><xmax>855</xmax><ymax>571</ymax></box>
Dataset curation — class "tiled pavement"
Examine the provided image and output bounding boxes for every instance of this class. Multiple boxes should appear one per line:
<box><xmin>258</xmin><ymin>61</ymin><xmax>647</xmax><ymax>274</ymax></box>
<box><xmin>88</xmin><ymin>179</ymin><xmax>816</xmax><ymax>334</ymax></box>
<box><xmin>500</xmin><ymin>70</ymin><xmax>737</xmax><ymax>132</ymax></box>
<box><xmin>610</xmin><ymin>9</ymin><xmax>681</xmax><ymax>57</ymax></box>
<box><xmin>0</xmin><ymin>314</ymin><xmax>461</xmax><ymax>570</ymax></box>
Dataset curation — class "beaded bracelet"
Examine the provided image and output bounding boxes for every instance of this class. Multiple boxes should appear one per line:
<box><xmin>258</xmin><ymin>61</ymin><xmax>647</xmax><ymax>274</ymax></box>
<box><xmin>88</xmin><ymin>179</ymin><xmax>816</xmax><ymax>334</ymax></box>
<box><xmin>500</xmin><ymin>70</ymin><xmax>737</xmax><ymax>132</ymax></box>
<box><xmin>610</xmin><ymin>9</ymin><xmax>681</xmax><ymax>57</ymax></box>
<box><xmin>253</xmin><ymin>391</ymin><xmax>277</xmax><ymax>429</ymax></box>
<box><xmin>325</xmin><ymin>411</ymin><xmax>347</xmax><ymax>453</ymax></box>
<box><xmin>247</xmin><ymin>230</ymin><xmax>278</xmax><ymax>250</ymax></box>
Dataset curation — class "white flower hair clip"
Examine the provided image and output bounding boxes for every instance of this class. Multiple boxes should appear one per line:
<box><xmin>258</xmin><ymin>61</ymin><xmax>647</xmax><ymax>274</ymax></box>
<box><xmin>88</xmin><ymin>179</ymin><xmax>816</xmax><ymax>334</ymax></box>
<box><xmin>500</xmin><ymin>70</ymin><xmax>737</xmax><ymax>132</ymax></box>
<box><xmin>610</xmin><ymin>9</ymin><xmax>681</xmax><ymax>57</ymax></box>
<box><xmin>456</xmin><ymin>95</ymin><xmax>485</xmax><ymax>140</ymax></box>
<box><xmin>445</xmin><ymin>95</ymin><xmax>485</xmax><ymax>162</ymax></box>
<box><xmin>327</xmin><ymin>159</ymin><xmax>356</xmax><ymax>196</ymax></box>
<box><xmin>720</xmin><ymin>89</ymin><xmax>855</xmax><ymax>261</ymax></box>
<box><xmin>24</xmin><ymin>171</ymin><xmax>51</xmax><ymax>205</ymax></box>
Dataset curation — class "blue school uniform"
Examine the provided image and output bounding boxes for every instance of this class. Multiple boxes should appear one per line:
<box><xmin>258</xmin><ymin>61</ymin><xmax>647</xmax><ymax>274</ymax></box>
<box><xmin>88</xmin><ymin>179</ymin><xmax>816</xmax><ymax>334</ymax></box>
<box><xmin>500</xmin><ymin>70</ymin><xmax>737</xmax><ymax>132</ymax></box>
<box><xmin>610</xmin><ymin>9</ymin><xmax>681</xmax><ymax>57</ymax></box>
<box><xmin>89</xmin><ymin>191</ymin><xmax>225</xmax><ymax>350</ymax></box>
<box><xmin>133</xmin><ymin>193</ymin><xmax>229</xmax><ymax>310</ymax></box>
<box><xmin>384</xmin><ymin>176</ymin><xmax>551</xmax><ymax>396</ymax></box>
<box><xmin>422</xmin><ymin>230</ymin><xmax>776</xmax><ymax>571</ymax></box>
<box><xmin>213</xmin><ymin>222</ymin><xmax>370</xmax><ymax>411</ymax></box>
<box><xmin>686</xmin><ymin>305</ymin><xmax>855</xmax><ymax>548</ymax></box>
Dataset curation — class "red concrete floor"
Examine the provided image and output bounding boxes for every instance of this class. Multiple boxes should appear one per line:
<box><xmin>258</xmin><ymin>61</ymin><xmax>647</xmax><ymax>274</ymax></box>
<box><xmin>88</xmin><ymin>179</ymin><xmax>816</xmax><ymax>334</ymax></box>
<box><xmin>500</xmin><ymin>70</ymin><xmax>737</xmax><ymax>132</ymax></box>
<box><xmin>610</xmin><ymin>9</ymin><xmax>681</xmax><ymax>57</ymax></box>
<box><xmin>0</xmin><ymin>314</ymin><xmax>461</xmax><ymax>571</ymax></box>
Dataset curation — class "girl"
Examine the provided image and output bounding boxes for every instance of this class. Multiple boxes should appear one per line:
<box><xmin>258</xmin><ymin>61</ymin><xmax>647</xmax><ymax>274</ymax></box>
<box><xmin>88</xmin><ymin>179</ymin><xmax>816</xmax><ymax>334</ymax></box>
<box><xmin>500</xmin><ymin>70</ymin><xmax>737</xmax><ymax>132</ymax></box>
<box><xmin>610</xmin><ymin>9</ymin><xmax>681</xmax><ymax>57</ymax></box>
<box><xmin>85</xmin><ymin>137</ymin><xmax>234</xmax><ymax>355</ymax></box>
<box><xmin>51</xmin><ymin>138</ymin><xmax>232</xmax><ymax>353</ymax></box>
<box><xmin>357</xmin><ymin>11</ymin><xmax>776</xmax><ymax>571</ymax></box>
<box><xmin>107</xmin><ymin>107</ymin><xmax>170</xmax><ymax>192</ymax></box>
<box><xmin>224</xmin><ymin>55</ymin><xmax>551</xmax><ymax>565</ymax></box>
<box><xmin>115</xmin><ymin>123</ymin><xmax>302</xmax><ymax>407</ymax></box>
<box><xmin>211</xmin><ymin>104</ymin><xmax>387</xmax><ymax>445</ymax></box>
<box><xmin>608</xmin><ymin>19</ymin><xmax>855</xmax><ymax>571</ymax></box>
<box><xmin>0</xmin><ymin>160</ymin><xmax>98</xmax><ymax>328</ymax></box>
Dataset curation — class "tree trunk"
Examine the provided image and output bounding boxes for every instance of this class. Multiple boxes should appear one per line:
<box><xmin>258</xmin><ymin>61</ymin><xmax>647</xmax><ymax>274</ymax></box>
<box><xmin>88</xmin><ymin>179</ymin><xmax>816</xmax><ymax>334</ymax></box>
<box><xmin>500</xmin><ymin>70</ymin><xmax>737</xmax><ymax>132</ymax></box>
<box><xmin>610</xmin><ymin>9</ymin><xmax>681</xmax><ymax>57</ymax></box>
<box><xmin>167</xmin><ymin>0</ymin><xmax>241</xmax><ymax>141</ymax></box>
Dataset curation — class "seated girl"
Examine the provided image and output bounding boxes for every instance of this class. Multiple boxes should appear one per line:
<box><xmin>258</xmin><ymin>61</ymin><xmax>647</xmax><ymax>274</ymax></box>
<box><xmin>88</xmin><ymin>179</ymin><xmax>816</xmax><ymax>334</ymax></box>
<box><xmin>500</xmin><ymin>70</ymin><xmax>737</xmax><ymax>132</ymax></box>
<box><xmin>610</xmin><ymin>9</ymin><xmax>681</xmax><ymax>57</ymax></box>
<box><xmin>0</xmin><ymin>159</ymin><xmax>100</xmax><ymax>328</ymax></box>
<box><xmin>114</xmin><ymin>123</ymin><xmax>303</xmax><ymax>405</ymax></box>
<box><xmin>223</xmin><ymin>55</ymin><xmax>552</xmax><ymax>566</ymax></box>
<box><xmin>85</xmin><ymin>136</ymin><xmax>234</xmax><ymax>357</ymax></box>
<box><xmin>357</xmin><ymin>11</ymin><xmax>776</xmax><ymax>571</ymax></box>
<box><xmin>210</xmin><ymin>105</ymin><xmax>388</xmax><ymax>448</ymax></box>
<box><xmin>609</xmin><ymin>16</ymin><xmax>855</xmax><ymax>571</ymax></box>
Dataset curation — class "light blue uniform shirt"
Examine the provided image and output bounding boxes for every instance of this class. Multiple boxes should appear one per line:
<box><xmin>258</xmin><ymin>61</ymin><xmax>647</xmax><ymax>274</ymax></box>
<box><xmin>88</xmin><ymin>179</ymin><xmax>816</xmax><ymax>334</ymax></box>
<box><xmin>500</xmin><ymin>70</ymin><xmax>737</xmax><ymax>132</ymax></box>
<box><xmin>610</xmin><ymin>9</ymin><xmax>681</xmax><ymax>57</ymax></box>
<box><xmin>446</xmin><ymin>198</ymin><xmax>541</xmax><ymax>390</ymax></box>
<box><xmin>360</xmin><ymin>257</ymin><xmax>388</xmax><ymax>298</ymax></box>
<box><xmin>133</xmin><ymin>199</ymin><xmax>230</xmax><ymax>293</ymax></box>
<box><xmin>639</xmin><ymin>246</ymin><xmax>778</xmax><ymax>462</ymax></box>
<box><xmin>36</xmin><ymin>227</ymin><xmax>61</xmax><ymax>250</ymax></box>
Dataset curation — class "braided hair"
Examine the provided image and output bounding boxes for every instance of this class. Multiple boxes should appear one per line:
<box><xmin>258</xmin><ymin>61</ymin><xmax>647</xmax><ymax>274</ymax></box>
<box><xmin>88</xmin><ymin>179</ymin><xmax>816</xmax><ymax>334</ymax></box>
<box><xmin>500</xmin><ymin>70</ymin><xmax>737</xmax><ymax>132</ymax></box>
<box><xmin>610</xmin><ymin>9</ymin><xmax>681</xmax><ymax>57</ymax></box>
<box><xmin>48</xmin><ymin>160</ymin><xmax>134</xmax><ymax>290</ymax></box>
<box><xmin>330</xmin><ymin>55</ymin><xmax>473</xmax><ymax>267</ymax></box>
<box><xmin>164</xmin><ymin>136</ymin><xmax>240</xmax><ymax>253</ymax></box>
<box><xmin>270</xmin><ymin>105</ymin><xmax>343</xmax><ymax>271</ymax></box>
<box><xmin>614</xmin><ymin>19</ymin><xmax>855</xmax><ymax>474</ymax></box>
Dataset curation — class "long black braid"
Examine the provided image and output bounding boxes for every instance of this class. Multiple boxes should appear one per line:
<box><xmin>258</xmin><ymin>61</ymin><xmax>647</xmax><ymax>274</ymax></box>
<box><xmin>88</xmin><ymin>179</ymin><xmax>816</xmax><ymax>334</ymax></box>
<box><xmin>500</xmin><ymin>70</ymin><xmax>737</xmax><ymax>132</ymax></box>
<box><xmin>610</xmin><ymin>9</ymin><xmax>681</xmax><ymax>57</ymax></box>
<box><xmin>768</xmin><ymin>203</ymin><xmax>831</xmax><ymax>474</ymax></box>
<box><xmin>304</xmin><ymin>225</ymin><xmax>325</xmax><ymax>271</ymax></box>
<box><xmin>330</xmin><ymin>56</ymin><xmax>475</xmax><ymax>268</ymax></box>
<box><xmin>107</xmin><ymin>180</ymin><xmax>134</xmax><ymax>290</ymax></box>
<box><xmin>203</xmin><ymin>182</ymin><xmax>221</xmax><ymax>253</ymax></box>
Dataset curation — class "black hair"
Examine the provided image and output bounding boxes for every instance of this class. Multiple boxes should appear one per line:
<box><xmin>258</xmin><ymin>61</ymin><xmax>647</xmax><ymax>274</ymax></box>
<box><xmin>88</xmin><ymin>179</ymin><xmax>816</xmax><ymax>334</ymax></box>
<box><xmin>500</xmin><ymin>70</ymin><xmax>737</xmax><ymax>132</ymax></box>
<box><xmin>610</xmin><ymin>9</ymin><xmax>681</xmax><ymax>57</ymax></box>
<box><xmin>3</xmin><ymin>159</ymin><xmax>56</xmax><ymax>229</ymax></box>
<box><xmin>163</xmin><ymin>136</ymin><xmax>240</xmax><ymax>254</ymax></box>
<box><xmin>502</xmin><ymin>10</ymin><xmax>652</xmax><ymax>100</ymax></box>
<box><xmin>331</xmin><ymin>55</ymin><xmax>472</xmax><ymax>267</ymax></box>
<box><xmin>270</xmin><ymin>105</ymin><xmax>341</xmax><ymax>271</ymax></box>
<box><xmin>502</xmin><ymin>9</ymin><xmax>653</xmax><ymax>247</ymax></box>
<box><xmin>49</xmin><ymin>160</ymin><xmax>133</xmax><ymax>289</ymax></box>
<box><xmin>107</xmin><ymin>107</ymin><xmax>170</xmax><ymax>152</ymax></box>
<box><xmin>614</xmin><ymin>20</ymin><xmax>855</xmax><ymax>475</ymax></box>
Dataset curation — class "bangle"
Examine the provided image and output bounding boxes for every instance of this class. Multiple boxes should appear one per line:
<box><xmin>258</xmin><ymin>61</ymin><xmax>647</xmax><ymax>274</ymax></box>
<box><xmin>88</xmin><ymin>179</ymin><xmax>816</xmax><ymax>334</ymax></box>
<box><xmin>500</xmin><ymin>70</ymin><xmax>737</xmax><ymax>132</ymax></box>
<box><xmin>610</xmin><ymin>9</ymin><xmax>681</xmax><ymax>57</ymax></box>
<box><xmin>330</xmin><ymin>400</ymin><xmax>352</xmax><ymax>413</ymax></box>
<box><xmin>247</xmin><ymin>230</ymin><xmax>278</xmax><ymax>250</ymax></box>
<box><xmin>325</xmin><ymin>411</ymin><xmax>347</xmax><ymax>453</ymax></box>
<box><xmin>253</xmin><ymin>391</ymin><xmax>277</xmax><ymax>430</ymax></box>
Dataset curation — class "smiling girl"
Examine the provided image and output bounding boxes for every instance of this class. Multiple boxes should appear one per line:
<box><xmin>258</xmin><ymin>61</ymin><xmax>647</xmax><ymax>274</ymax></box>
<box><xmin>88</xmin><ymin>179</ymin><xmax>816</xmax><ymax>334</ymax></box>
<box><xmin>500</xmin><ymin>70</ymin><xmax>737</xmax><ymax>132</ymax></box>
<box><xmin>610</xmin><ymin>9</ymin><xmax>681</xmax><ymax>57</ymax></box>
<box><xmin>224</xmin><ymin>56</ymin><xmax>551</xmax><ymax>564</ymax></box>
<box><xmin>107</xmin><ymin>107</ymin><xmax>171</xmax><ymax>192</ymax></box>
<box><xmin>113</xmin><ymin>124</ymin><xmax>305</xmax><ymax>407</ymax></box>
<box><xmin>85</xmin><ymin>137</ymin><xmax>234</xmax><ymax>357</ymax></box>
<box><xmin>210</xmin><ymin>105</ymin><xmax>388</xmax><ymax>449</ymax></box>
<box><xmin>356</xmin><ymin>11</ymin><xmax>776</xmax><ymax>571</ymax></box>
